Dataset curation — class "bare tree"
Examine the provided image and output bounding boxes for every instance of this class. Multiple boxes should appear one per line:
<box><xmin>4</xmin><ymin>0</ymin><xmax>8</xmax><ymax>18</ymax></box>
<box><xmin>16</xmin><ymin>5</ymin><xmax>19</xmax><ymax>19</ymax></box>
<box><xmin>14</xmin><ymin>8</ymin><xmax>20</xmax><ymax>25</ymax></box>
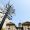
<box><xmin>0</xmin><ymin>2</ymin><xmax>15</xmax><ymax>30</ymax></box>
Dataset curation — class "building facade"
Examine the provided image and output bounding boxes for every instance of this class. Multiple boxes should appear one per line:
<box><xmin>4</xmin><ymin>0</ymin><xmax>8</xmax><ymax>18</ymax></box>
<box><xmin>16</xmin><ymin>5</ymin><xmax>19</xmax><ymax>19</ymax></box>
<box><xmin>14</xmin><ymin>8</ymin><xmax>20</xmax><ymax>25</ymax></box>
<box><xmin>22</xmin><ymin>22</ymin><xmax>30</xmax><ymax>30</ymax></box>
<box><xmin>18</xmin><ymin>21</ymin><xmax>30</xmax><ymax>30</ymax></box>
<box><xmin>6</xmin><ymin>22</ymin><xmax>17</xmax><ymax>30</ymax></box>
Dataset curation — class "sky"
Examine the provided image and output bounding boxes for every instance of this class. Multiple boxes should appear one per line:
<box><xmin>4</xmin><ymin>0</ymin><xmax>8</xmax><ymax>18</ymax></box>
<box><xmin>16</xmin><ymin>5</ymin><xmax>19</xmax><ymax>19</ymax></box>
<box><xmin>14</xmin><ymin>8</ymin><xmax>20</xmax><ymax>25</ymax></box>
<box><xmin>0</xmin><ymin>0</ymin><xmax>30</xmax><ymax>26</ymax></box>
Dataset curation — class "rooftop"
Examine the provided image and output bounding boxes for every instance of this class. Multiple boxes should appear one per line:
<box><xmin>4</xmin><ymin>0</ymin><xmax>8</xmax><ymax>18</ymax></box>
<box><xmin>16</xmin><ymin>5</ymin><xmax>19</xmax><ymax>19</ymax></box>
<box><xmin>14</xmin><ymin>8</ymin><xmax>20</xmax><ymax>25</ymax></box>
<box><xmin>22</xmin><ymin>21</ymin><xmax>30</xmax><ymax>26</ymax></box>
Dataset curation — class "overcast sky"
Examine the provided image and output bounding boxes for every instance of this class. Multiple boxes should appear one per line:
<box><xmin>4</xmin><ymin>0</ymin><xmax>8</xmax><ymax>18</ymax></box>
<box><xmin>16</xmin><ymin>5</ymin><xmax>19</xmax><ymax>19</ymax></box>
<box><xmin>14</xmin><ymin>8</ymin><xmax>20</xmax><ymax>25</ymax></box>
<box><xmin>0</xmin><ymin>0</ymin><xmax>30</xmax><ymax>26</ymax></box>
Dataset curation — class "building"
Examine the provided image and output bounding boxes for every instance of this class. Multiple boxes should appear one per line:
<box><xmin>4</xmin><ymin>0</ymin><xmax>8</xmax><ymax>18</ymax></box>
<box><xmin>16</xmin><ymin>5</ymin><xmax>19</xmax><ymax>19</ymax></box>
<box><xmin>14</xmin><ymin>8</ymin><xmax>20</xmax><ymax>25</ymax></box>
<box><xmin>18</xmin><ymin>21</ymin><xmax>30</xmax><ymax>30</ymax></box>
<box><xmin>2</xmin><ymin>20</ymin><xmax>30</xmax><ymax>30</ymax></box>
<box><xmin>22</xmin><ymin>21</ymin><xmax>30</xmax><ymax>30</ymax></box>
<box><xmin>6</xmin><ymin>22</ymin><xmax>23</xmax><ymax>30</ymax></box>
<box><xmin>6</xmin><ymin>22</ymin><xmax>17</xmax><ymax>30</ymax></box>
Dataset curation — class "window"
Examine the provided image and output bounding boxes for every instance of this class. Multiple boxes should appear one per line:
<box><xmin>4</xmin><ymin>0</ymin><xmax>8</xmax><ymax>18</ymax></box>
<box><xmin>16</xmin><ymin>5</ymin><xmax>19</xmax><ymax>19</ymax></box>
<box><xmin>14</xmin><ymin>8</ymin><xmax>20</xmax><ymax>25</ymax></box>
<box><xmin>6</xmin><ymin>26</ymin><xmax>10</xmax><ymax>30</ymax></box>
<box><xmin>28</xmin><ymin>28</ymin><xmax>30</xmax><ymax>30</ymax></box>
<box><xmin>8</xmin><ymin>28</ymin><xmax>10</xmax><ymax>30</ymax></box>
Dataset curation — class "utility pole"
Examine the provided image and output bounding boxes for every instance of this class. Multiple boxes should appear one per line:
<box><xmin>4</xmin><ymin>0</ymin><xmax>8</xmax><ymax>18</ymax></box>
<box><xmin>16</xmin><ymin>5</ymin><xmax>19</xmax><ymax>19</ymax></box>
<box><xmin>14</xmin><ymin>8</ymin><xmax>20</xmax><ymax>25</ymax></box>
<box><xmin>0</xmin><ymin>3</ymin><xmax>11</xmax><ymax>30</ymax></box>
